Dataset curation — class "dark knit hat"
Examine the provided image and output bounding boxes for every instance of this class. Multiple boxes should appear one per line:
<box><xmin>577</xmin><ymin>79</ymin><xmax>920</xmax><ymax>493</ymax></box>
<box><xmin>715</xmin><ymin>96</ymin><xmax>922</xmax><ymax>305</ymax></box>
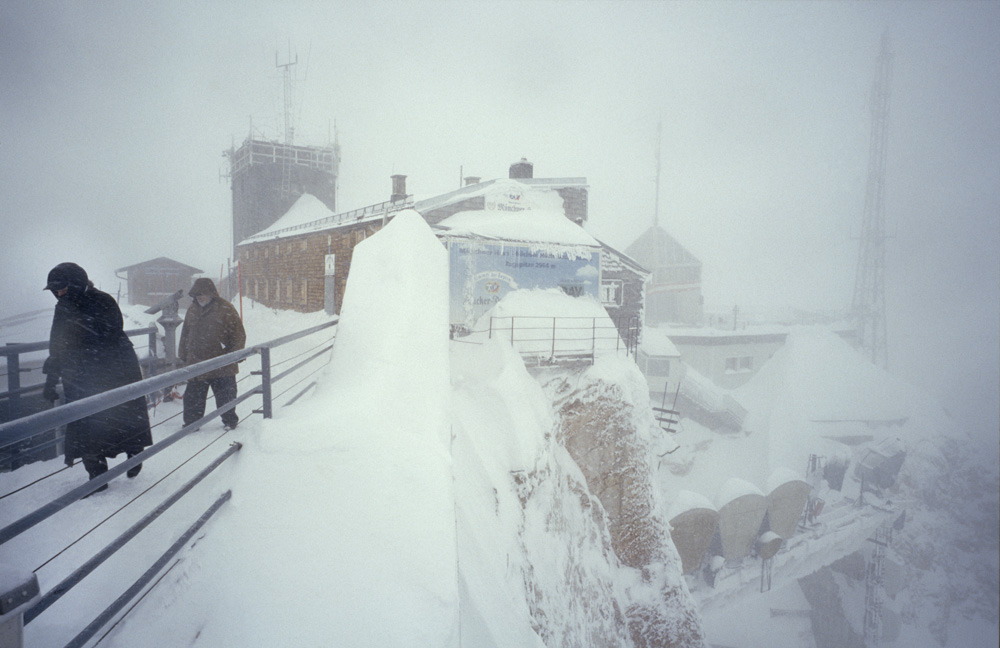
<box><xmin>44</xmin><ymin>262</ymin><xmax>89</xmax><ymax>292</ymax></box>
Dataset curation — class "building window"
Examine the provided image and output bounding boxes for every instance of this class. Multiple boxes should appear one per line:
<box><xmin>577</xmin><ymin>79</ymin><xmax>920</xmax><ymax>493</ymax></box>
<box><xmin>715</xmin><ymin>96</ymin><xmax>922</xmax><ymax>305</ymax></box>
<box><xmin>253</xmin><ymin>280</ymin><xmax>259</xmax><ymax>300</ymax></box>
<box><xmin>300</xmin><ymin>239</ymin><xmax>308</xmax><ymax>251</ymax></box>
<box><xmin>353</xmin><ymin>229</ymin><xmax>365</xmax><ymax>245</ymax></box>
<box><xmin>274</xmin><ymin>278</ymin><xmax>280</xmax><ymax>302</ymax></box>
<box><xmin>601</xmin><ymin>280</ymin><xmax>623</xmax><ymax>306</ymax></box>
<box><xmin>264</xmin><ymin>248</ymin><xmax>268</xmax><ymax>259</ymax></box>
<box><xmin>301</xmin><ymin>278</ymin><xmax>308</xmax><ymax>304</ymax></box>
<box><xmin>286</xmin><ymin>279</ymin><xmax>293</xmax><ymax>302</ymax></box>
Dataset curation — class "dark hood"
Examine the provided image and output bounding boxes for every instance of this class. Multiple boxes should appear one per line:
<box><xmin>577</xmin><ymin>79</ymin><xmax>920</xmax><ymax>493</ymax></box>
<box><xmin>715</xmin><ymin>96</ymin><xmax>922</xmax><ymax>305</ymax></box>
<box><xmin>188</xmin><ymin>278</ymin><xmax>220</xmax><ymax>299</ymax></box>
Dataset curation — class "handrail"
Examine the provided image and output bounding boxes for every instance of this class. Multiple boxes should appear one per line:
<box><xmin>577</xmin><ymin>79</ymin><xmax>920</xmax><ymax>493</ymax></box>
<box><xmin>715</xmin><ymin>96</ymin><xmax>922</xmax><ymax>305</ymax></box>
<box><xmin>0</xmin><ymin>318</ymin><xmax>337</xmax><ymax>647</ymax></box>
<box><xmin>0</xmin><ymin>320</ymin><xmax>336</xmax><ymax>451</ymax></box>
<box><xmin>64</xmin><ymin>490</ymin><xmax>233</xmax><ymax>648</ymax></box>
<box><xmin>0</xmin><ymin>325</ymin><xmax>157</xmax><ymax>357</ymax></box>
<box><xmin>23</xmin><ymin>443</ymin><xmax>242</xmax><ymax>624</ymax></box>
<box><xmin>452</xmin><ymin>315</ymin><xmax>629</xmax><ymax>365</ymax></box>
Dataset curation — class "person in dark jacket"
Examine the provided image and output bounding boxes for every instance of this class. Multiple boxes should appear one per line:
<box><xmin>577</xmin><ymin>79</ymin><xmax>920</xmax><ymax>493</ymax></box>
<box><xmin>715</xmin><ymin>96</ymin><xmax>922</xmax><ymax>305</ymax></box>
<box><xmin>41</xmin><ymin>262</ymin><xmax>153</xmax><ymax>491</ymax></box>
<box><xmin>178</xmin><ymin>278</ymin><xmax>246</xmax><ymax>430</ymax></box>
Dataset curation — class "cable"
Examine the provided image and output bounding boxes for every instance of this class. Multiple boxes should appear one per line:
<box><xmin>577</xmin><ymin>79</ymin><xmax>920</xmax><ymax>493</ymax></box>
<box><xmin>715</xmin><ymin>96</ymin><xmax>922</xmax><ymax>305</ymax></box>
<box><xmin>0</xmin><ymin>462</ymin><xmax>75</xmax><ymax>501</ymax></box>
<box><xmin>271</xmin><ymin>354</ymin><xmax>332</xmax><ymax>402</ymax></box>
<box><xmin>269</xmin><ymin>334</ymin><xmax>336</xmax><ymax>369</ymax></box>
<box><xmin>34</xmin><ymin>429</ymin><xmax>232</xmax><ymax>573</ymax></box>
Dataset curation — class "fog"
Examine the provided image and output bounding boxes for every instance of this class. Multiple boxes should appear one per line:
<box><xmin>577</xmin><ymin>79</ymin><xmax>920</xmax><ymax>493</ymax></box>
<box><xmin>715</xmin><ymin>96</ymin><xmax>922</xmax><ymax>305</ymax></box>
<box><xmin>2</xmin><ymin>1</ymin><xmax>997</xmax><ymax>439</ymax></box>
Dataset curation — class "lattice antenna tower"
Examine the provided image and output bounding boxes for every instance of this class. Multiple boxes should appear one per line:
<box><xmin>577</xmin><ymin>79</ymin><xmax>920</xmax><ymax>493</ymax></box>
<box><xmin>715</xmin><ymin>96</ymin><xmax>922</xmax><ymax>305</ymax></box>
<box><xmin>276</xmin><ymin>47</ymin><xmax>298</xmax><ymax>145</ymax></box>
<box><xmin>852</xmin><ymin>33</ymin><xmax>893</xmax><ymax>369</ymax></box>
<box><xmin>276</xmin><ymin>47</ymin><xmax>298</xmax><ymax>199</ymax></box>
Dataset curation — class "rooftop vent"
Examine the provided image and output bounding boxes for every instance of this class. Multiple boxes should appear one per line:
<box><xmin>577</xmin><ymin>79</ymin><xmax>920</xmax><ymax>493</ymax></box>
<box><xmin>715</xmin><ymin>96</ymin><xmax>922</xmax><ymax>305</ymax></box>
<box><xmin>509</xmin><ymin>158</ymin><xmax>533</xmax><ymax>179</ymax></box>
<box><xmin>391</xmin><ymin>174</ymin><xmax>407</xmax><ymax>203</ymax></box>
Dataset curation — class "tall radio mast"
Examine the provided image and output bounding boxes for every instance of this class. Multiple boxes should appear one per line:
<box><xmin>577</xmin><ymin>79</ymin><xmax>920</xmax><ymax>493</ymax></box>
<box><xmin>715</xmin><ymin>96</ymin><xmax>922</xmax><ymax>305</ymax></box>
<box><xmin>852</xmin><ymin>33</ymin><xmax>893</xmax><ymax>369</ymax></box>
<box><xmin>276</xmin><ymin>47</ymin><xmax>298</xmax><ymax>145</ymax></box>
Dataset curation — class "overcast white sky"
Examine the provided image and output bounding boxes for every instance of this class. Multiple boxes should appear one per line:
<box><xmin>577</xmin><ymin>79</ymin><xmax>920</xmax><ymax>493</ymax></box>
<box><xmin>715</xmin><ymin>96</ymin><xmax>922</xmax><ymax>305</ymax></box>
<box><xmin>2</xmin><ymin>0</ymin><xmax>998</xmax><ymax>426</ymax></box>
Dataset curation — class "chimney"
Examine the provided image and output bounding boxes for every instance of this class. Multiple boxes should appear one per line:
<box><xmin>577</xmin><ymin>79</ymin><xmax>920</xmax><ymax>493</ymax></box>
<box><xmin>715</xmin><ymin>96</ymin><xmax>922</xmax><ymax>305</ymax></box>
<box><xmin>391</xmin><ymin>174</ymin><xmax>407</xmax><ymax>202</ymax></box>
<box><xmin>509</xmin><ymin>157</ymin><xmax>533</xmax><ymax>179</ymax></box>
<box><xmin>463</xmin><ymin>176</ymin><xmax>481</xmax><ymax>186</ymax></box>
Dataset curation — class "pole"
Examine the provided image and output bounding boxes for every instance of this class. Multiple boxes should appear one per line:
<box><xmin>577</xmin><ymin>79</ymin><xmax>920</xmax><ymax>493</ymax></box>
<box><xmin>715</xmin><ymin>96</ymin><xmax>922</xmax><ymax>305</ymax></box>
<box><xmin>238</xmin><ymin>261</ymin><xmax>243</xmax><ymax>320</ymax></box>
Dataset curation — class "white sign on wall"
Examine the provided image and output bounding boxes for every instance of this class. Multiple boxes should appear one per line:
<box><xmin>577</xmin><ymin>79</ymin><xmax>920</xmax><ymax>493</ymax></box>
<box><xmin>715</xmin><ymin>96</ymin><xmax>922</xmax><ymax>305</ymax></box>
<box><xmin>325</xmin><ymin>254</ymin><xmax>336</xmax><ymax>276</ymax></box>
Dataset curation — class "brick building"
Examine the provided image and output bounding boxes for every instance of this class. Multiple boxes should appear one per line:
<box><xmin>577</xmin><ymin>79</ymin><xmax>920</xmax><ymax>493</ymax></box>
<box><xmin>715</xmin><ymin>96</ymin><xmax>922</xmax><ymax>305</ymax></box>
<box><xmin>236</xmin><ymin>161</ymin><xmax>647</xmax><ymax>348</ymax></box>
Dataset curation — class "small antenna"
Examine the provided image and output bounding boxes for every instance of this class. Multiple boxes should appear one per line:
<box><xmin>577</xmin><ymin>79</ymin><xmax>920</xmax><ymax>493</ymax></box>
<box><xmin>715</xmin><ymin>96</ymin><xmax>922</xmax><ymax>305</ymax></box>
<box><xmin>654</xmin><ymin>117</ymin><xmax>662</xmax><ymax>227</ymax></box>
<box><xmin>276</xmin><ymin>45</ymin><xmax>298</xmax><ymax>145</ymax></box>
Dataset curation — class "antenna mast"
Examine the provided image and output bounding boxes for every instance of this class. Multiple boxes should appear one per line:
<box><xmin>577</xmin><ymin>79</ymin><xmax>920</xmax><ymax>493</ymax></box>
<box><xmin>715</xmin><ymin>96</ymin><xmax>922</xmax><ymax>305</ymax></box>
<box><xmin>852</xmin><ymin>33</ymin><xmax>893</xmax><ymax>369</ymax></box>
<box><xmin>276</xmin><ymin>47</ymin><xmax>298</xmax><ymax>145</ymax></box>
<box><xmin>276</xmin><ymin>46</ymin><xmax>298</xmax><ymax>201</ymax></box>
<box><xmin>654</xmin><ymin>118</ymin><xmax>662</xmax><ymax>227</ymax></box>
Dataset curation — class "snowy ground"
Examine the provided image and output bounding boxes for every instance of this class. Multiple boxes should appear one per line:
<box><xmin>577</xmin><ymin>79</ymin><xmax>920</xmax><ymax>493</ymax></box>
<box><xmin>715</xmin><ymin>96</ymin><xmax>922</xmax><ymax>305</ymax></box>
<box><xmin>2</xmin><ymin>213</ymin><xmax>997</xmax><ymax>647</ymax></box>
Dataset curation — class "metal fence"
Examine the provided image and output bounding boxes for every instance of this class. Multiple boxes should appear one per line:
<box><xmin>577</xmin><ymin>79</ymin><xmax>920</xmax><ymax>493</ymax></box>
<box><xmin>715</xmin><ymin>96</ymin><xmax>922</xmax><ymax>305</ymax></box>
<box><xmin>1</xmin><ymin>326</ymin><xmax>159</xmax><ymax>422</ymax></box>
<box><xmin>0</xmin><ymin>319</ymin><xmax>336</xmax><ymax>647</ymax></box>
<box><xmin>453</xmin><ymin>315</ymin><xmax>634</xmax><ymax>365</ymax></box>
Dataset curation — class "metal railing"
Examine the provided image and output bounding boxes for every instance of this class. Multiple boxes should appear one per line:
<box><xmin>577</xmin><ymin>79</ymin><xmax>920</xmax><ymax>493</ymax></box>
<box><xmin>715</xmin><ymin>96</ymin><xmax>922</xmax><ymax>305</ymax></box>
<box><xmin>240</xmin><ymin>195</ymin><xmax>413</xmax><ymax>244</ymax></box>
<box><xmin>0</xmin><ymin>318</ymin><xmax>336</xmax><ymax>647</ymax></box>
<box><xmin>453</xmin><ymin>315</ymin><xmax>631</xmax><ymax>365</ymax></box>
<box><xmin>1</xmin><ymin>325</ymin><xmax>159</xmax><ymax>422</ymax></box>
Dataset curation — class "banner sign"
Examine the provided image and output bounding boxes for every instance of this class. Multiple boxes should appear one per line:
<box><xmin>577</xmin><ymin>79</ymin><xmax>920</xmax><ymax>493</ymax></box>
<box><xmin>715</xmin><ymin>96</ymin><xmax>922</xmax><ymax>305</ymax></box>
<box><xmin>448</xmin><ymin>240</ymin><xmax>601</xmax><ymax>327</ymax></box>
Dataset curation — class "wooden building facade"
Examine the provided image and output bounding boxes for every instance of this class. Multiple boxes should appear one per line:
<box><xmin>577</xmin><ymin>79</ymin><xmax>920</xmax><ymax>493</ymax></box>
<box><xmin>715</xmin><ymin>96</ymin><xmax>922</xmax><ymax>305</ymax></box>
<box><xmin>114</xmin><ymin>257</ymin><xmax>204</xmax><ymax>307</ymax></box>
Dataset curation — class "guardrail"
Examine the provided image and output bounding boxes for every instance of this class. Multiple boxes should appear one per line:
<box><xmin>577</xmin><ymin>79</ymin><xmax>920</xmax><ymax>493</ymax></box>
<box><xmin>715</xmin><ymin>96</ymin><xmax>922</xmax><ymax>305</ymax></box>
<box><xmin>1</xmin><ymin>325</ymin><xmax>160</xmax><ymax>422</ymax></box>
<box><xmin>453</xmin><ymin>315</ymin><xmax>631</xmax><ymax>365</ymax></box>
<box><xmin>0</xmin><ymin>318</ymin><xmax>336</xmax><ymax>647</ymax></box>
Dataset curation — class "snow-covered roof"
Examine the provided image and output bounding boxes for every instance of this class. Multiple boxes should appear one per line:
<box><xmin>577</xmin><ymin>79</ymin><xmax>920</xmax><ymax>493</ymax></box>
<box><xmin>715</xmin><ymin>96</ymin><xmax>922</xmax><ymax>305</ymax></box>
<box><xmin>412</xmin><ymin>176</ymin><xmax>587</xmax><ymax>216</ymax></box>
<box><xmin>114</xmin><ymin>257</ymin><xmax>204</xmax><ymax>274</ymax></box>
<box><xmin>238</xmin><ymin>177</ymin><xmax>589</xmax><ymax>246</ymax></box>
<box><xmin>625</xmin><ymin>225</ymin><xmax>701</xmax><ymax>269</ymax></box>
<box><xmin>640</xmin><ymin>327</ymin><xmax>680</xmax><ymax>357</ymax></box>
<box><xmin>437</xmin><ymin>209</ymin><xmax>599</xmax><ymax>247</ymax></box>
<box><xmin>238</xmin><ymin>194</ymin><xmax>410</xmax><ymax>246</ymax></box>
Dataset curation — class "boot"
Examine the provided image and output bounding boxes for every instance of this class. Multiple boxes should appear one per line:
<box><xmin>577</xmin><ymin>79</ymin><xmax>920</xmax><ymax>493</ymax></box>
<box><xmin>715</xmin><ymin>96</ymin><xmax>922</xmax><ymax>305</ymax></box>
<box><xmin>83</xmin><ymin>456</ymin><xmax>109</xmax><ymax>496</ymax></box>
<box><xmin>126</xmin><ymin>453</ymin><xmax>143</xmax><ymax>478</ymax></box>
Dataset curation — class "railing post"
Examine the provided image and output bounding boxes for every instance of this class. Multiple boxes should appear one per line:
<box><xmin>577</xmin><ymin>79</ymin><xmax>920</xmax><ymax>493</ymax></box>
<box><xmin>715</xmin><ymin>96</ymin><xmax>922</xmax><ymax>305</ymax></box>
<box><xmin>5</xmin><ymin>346</ymin><xmax>21</xmax><ymax>421</ymax></box>
<box><xmin>259</xmin><ymin>347</ymin><xmax>273</xmax><ymax>419</ymax></box>
<box><xmin>0</xmin><ymin>568</ymin><xmax>40</xmax><ymax>648</ymax></box>
<box><xmin>146</xmin><ymin>325</ymin><xmax>158</xmax><ymax>377</ymax></box>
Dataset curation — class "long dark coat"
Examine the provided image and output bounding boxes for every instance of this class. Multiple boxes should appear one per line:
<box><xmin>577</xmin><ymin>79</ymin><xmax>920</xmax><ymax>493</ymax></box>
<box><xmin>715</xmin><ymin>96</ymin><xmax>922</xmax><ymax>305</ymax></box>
<box><xmin>43</xmin><ymin>286</ymin><xmax>153</xmax><ymax>464</ymax></box>
<box><xmin>177</xmin><ymin>279</ymin><xmax>246</xmax><ymax>381</ymax></box>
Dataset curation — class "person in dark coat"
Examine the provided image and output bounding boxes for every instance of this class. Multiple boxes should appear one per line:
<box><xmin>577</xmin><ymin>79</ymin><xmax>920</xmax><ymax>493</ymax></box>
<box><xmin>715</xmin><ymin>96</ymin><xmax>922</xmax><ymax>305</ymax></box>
<box><xmin>41</xmin><ymin>262</ymin><xmax>153</xmax><ymax>490</ymax></box>
<box><xmin>178</xmin><ymin>278</ymin><xmax>246</xmax><ymax>430</ymax></box>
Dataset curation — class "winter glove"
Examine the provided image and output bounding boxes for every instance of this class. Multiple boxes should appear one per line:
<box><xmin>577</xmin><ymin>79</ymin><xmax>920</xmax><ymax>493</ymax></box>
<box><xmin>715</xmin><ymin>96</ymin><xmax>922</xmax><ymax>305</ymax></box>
<box><xmin>42</xmin><ymin>375</ymin><xmax>60</xmax><ymax>402</ymax></box>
